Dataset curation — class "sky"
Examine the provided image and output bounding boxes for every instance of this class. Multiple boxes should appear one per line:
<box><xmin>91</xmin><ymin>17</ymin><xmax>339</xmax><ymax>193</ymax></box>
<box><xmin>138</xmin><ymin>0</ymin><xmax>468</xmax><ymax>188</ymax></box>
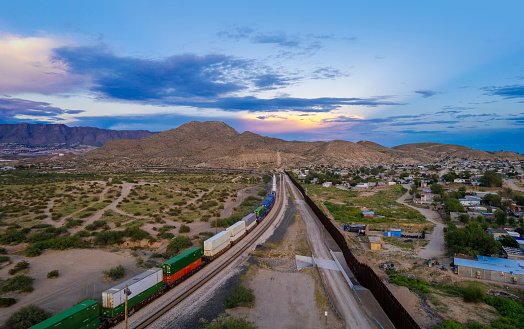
<box><xmin>1</xmin><ymin>1</ymin><xmax>524</xmax><ymax>153</ymax></box>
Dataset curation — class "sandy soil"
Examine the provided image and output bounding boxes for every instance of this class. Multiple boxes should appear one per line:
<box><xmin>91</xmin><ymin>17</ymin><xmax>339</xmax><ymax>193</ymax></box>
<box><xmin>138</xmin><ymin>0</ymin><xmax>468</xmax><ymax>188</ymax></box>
<box><xmin>0</xmin><ymin>249</ymin><xmax>141</xmax><ymax>323</ymax></box>
<box><xmin>228</xmin><ymin>212</ymin><xmax>340</xmax><ymax>329</ymax></box>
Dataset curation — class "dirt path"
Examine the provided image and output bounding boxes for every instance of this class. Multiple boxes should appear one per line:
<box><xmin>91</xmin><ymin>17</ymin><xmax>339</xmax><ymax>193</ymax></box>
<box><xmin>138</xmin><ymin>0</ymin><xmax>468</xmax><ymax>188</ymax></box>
<box><xmin>220</xmin><ymin>186</ymin><xmax>257</xmax><ymax>219</ymax></box>
<box><xmin>286</xmin><ymin>176</ymin><xmax>375</xmax><ymax>328</ymax></box>
<box><xmin>396</xmin><ymin>187</ymin><xmax>445</xmax><ymax>259</ymax></box>
<box><xmin>505</xmin><ymin>179</ymin><xmax>524</xmax><ymax>192</ymax></box>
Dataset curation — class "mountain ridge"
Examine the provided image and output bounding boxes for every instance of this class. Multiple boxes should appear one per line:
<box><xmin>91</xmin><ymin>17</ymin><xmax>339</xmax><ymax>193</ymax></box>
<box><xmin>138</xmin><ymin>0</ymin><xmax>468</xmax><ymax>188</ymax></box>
<box><xmin>0</xmin><ymin>123</ymin><xmax>156</xmax><ymax>147</ymax></box>
<box><xmin>79</xmin><ymin>121</ymin><xmax>523</xmax><ymax>169</ymax></box>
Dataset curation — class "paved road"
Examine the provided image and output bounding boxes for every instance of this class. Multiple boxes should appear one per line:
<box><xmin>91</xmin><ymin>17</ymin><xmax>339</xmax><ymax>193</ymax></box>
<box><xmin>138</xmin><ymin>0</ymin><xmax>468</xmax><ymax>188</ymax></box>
<box><xmin>397</xmin><ymin>188</ymin><xmax>445</xmax><ymax>259</ymax></box>
<box><xmin>285</xmin><ymin>175</ymin><xmax>375</xmax><ymax>329</ymax></box>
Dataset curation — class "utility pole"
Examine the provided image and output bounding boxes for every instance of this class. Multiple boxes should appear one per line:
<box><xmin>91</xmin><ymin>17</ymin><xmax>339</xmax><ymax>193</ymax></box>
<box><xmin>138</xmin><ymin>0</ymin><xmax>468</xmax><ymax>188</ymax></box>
<box><xmin>124</xmin><ymin>285</ymin><xmax>132</xmax><ymax>329</ymax></box>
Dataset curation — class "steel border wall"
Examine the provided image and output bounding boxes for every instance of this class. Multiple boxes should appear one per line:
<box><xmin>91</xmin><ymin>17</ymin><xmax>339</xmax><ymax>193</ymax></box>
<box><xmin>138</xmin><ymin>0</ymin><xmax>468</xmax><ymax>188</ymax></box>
<box><xmin>285</xmin><ymin>171</ymin><xmax>420</xmax><ymax>329</ymax></box>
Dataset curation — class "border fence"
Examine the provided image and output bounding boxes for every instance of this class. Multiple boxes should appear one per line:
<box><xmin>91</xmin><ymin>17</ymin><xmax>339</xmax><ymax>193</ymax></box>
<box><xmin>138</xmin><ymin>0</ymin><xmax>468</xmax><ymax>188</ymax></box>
<box><xmin>285</xmin><ymin>171</ymin><xmax>420</xmax><ymax>329</ymax></box>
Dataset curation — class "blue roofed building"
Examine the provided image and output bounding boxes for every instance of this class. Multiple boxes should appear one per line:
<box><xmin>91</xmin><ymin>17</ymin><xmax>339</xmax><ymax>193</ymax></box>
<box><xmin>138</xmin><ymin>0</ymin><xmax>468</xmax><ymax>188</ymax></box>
<box><xmin>454</xmin><ymin>255</ymin><xmax>524</xmax><ymax>285</ymax></box>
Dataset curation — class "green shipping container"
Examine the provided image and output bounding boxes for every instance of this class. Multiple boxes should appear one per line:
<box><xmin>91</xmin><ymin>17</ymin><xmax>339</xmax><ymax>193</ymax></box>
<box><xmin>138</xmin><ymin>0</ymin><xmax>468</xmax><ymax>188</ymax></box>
<box><xmin>30</xmin><ymin>299</ymin><xmax>99</xmax><ymax>329</ymax></box>
<box><xmin>162</xmin><ymin>247</ymin><xmax>202</xmax><ymax>276</ymax></box>
<box><xmin>101</xmin><ymin>282</ymin><xmax>163</xmax><ymax>318</ymax></box>
<box><xmin>254</xmin><ymin>206</ymin><xmax>265</xmax><ymax>217</ymax></box>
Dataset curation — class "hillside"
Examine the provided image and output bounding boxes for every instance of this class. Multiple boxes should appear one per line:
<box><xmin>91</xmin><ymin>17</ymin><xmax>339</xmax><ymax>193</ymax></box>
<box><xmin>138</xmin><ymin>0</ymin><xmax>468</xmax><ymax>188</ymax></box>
<box><xmin>0</xmin><ymin>123</ymin><xmax>156</xmax><ymax>147</ymax></box>
<box><xmin>76</xmin><ymin>121</ymin><xmax>523</xmax><ymax>170</ymax></box>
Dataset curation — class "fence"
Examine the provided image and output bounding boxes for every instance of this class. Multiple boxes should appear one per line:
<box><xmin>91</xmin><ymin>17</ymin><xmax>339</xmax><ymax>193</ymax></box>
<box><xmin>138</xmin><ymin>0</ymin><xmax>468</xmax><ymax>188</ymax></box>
<box><xmin>285</xmin><ymin>171</ymin><xmax>420</xmax><ymax>329</ymax></box>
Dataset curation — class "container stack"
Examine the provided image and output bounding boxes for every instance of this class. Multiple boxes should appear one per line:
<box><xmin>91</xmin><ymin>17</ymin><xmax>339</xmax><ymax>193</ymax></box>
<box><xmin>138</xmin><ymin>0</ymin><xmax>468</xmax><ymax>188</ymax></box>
<box><xmin>242</xmin><ymin>213</ymin><xmax>257</xmax><ymax>231</ymax></box>
<box><xmin>227</xmin><ymin>221</ymin><xmax>246</xmax><ymax>243</ymax></box>
<box><xmin>162</xmin><ymin>247</ymin><xmax>202</xmax><ymax>283</ymax></box>
<box><xmin>101</xmin><ymin>268</ymin><xmax>163</xmax><ymax>318</ymax></box>
<box><xmin>203</xmin><ymin>231</ymin><xmax>231</xmax><ymax>257</ymax></box>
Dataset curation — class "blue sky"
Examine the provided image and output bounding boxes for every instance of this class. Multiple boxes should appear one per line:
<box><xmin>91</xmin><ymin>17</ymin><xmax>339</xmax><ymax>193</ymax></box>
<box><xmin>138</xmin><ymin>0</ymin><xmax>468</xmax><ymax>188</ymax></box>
<box><xmin>1</xmin><ymin>1</ymin><xmax>524</xmax><ymax>152</ymax></box>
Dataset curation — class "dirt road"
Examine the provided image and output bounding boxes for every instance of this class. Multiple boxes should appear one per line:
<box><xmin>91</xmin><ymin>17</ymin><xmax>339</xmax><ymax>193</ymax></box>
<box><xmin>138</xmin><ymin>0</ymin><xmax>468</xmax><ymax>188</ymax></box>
<box><xmin>286</xmin><ymin>175</ymin><xmax>375</xmax><ymax>329</ymax></box>
<box><xmin>396</xmin><ymin>188</ymin><xmax>445</xmax><ymax>259</ymax></box>
<box><xmin>505</xmin><ymin>179</ymin><xmax>524</xmax><ymax>193</ymax></box>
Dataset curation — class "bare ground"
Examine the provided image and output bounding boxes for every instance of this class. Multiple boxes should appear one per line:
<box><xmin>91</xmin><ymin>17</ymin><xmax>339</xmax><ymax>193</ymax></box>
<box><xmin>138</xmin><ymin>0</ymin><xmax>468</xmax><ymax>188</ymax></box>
<box><xmin>0</xmin><ymin>249</ymin><xmax>141</xmax><ymax>323</ymax></box>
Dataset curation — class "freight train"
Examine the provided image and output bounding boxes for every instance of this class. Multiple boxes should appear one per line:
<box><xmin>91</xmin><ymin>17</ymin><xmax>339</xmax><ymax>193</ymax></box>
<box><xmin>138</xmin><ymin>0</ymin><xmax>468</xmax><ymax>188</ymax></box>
<box><xmin>29</xmin><ymin>177</ymin><xmax>278</xmax><ymax>329</ymax></box>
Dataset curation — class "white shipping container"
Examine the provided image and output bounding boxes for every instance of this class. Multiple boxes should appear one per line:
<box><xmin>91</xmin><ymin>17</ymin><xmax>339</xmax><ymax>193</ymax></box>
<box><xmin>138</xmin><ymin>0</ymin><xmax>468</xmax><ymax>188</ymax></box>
<box><xmin>204</xmin><ymin>239</ymin><xmax>230</xmax><ymax>257</ymax></box>
<box><xmin>226</xmin><ymin>221</ymin><xmax>246</xmax><ymax>237</ymax></box>
<box><xmin>102</xmin><ymin>268</ymin><xmax>162</xmax><ymax>309</ymax></box>
<box><xmin>204</xmin><ymin>231</ymin><xmax>230</xmax><ymax>254</ymax></box>
<box><xmin>230</xmin><ymin>229</ymin><xmax>246</xmax><ymax>243</ymax></box>
<box><xmin>242</xmin><ymin>213</ymin><xmax>256</xmax><ymax>227</ymax></box>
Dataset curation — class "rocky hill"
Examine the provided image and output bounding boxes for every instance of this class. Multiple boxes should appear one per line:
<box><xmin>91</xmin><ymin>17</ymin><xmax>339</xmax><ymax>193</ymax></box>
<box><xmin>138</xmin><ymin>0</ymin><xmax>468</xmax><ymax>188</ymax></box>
<box><xmin>77</xmin><ymin>121</ymin><xmax>524</xmax><ymax>170</ymax></box>
<box><xmin>0</xmin><ymin>123</ymin><xmax>156</xmax><ymax>147</ymax></box>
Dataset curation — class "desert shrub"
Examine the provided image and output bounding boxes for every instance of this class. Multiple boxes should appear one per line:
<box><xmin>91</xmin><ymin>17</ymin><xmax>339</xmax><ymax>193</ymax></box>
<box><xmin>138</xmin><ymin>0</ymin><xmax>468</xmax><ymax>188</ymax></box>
<box><xmin>74</xmin><ymin>230</ymin><xmax>90</xmax><ymax>238</ymax></box>
<box><xmin>103</xmin><ymin>265</ymin><xmax>126</xmax><ymax>281</ymax></box>
<box><xmin>0</xmin><ymin>297</ymin><xmax>16</xmax><ymax>308</ymax></box>
<box><xmin>200</xmin><ymin>315</ymin><xmax>256</xmax><ymax>329</ymax></box>
<box><xmin>166</xmin><ymin>236</ymin><xmax>191</xmax><ymax>255</ymax></box>
<box><xmin>0</xmin><ymin>229</ymin><xmax>27</xmax><ymax>245</ymax></box>
<box><xmin>65</xmin><ymin>219</ymin><xmax>84</xmax><ymax>228</ymax></box>
<box><xmin>24</xmin><ymin>245</ymin><xmax>42</xmax><ymax>257</ymax></box>
<box><xmin>2</xmin><ymin>275</ymin><xmax>34</xmax><ymax>293</ymax></box>
<box><xmin>0</xmin><ymin>247</ymin><xmax>6</xmax><ymax>254</ymax></box>
<box><xmin>225</xmin><ymin>285</ymin><xmax>255</xmax><ymax>309</ymax></box>
<box><xmin>258</xmin><ymin>188</ymin><xmax>267</xmax><ymax>197</ymax></box>
<box><xmin>124</xmin><ymin>226</ymin><xmax>150</xmax><ymax>241</ymax></box>
<box><xmin>179</xmin><ymin>224</ymin><xmax>190</xmax><ymax>233</ymax></box>
<box><xmin>462</xmin><ymin>282</ymin><xmax>485</xmax><ymax>303</ymax></box>
<box><xmin>47</xmin><ymin>270</ymin><xmax>59</xmax><ymax>278</ymax></box>
<box><xmin>85</xmin><ymin>220</ymin><xmax>107</xmax><ymax>231</ymax></box>
<box><xmin>389</xmin><ymin>273</ymin><xmax>430</xmax><ymax>294</ymax></box>
<box><xmin>93</xmin><ymin>231</ymin><xmax>125</xmax><ymax>246</ymax></box>
<box><xmin>8</xmin><ymin>260</ymin><xmax>29</xmax><ymax>275</ymax></box>
<box><xmin>0</xmin><ymin>255</ymin><xmax>10</xmax><ymax>263</ymax></box>
<box><xmin>3</xmin><ymin>304</ymin><xmax>50</xmax><ymax>329</ymax></box>
<box><xmin>158</xmin><ymin>232</ymin><xmax>175</xmax><ymax>239</ymax></box>
<box><xmin>199</xmin><ymin>201</ymin><xmax>218</xmax><ymax>210</ymax></box>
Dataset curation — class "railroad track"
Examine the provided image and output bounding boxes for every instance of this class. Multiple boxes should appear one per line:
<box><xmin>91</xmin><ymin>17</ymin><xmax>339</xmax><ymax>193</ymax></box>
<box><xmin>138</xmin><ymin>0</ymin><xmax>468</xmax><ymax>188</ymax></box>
<box><xmin>133</xmin><ymin>174</ymin><xmax>285</xmax><ymax>329</ymax></box>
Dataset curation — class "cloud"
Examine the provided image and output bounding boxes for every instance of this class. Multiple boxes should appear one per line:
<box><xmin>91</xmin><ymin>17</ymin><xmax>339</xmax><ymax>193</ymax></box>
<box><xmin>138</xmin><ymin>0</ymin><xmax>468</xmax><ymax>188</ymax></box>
<box><xmin>217</xmin><ymin>26</ymin><xmax>345</xmax><ymax>57</ymax></box>
<box><xmin>53</xmin><ymin>46</ymin><xmax>250</xmax><ymax>100</ymax></box>
<box><xmin>0</xmin><ymin>34</ymin><xmax>85</xmax><ymax>94</ymax></box>
<box><xmin>414</xmin><ymin>90</ymin><xmax>441</xmax><ymax>98</ymax></box>
<box><xmin>482</xmin><ymin>85</ymin><xmax>524</xmax><ymax>99</ymax></box>
<box><xmin>311</xmin><ymin>67</ymin><xmax>350</xmax><ymax>80</ymax></box>
<box><xmin>0</xmin><ymin>96</ymin><xmax>83</xmax><ymax>122</ymax></box>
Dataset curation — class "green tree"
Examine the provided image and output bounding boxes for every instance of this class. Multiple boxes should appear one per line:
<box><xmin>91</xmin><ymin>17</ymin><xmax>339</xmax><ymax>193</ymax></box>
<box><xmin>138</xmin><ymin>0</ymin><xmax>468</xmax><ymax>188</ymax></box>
<box><xmin>458</xmin><ymin>214</ymin><xmax>470</xmax><ymax>224</ymax></box>
<box><xmin>480</xmin><ymin>171</ymin><xmax>503</xmax><ymax>187</ymax></box>
<box><xmin>442</xmin><ymin>173</ymin><xmax>457</xmax><ymax>182</ymax></box>
<box><xmin>444</xmin><ymin>198</ymin><xmax>464</xmax><ymax>213</ymax></box>
<box><xmin>499</xmin><ymin>235</ymin><xmax>518</xmax><ymax>248</ymax></box>
<box><xmin>3</xmin><ymin>304</ymin><xmax>50</xmax><ymax>329</ymax></box>
<box><xmin>495</xmin><ymin>209</ymin><xmax>507</xmax><ymax>226</ymax></box>
<box><xmin>431</xmin><ymin>183</ymin><xmax>444</xmax><ymax>195</ymax></box>
<box><xmin>482</xmin><ymin>193</ymin><xmax>501</xmax><ymax>207</ymax></box>
<box><xmin>445</xmin><ymin>222</ymin><xmax>501</xmax><ymax>256</ymax></box>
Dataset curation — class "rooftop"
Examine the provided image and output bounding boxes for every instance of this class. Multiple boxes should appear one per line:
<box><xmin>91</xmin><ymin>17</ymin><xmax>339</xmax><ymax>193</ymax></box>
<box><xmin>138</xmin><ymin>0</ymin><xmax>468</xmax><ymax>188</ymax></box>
<box><xmin>454</xmin><ymin>255</ymin><xmax>524</xmax><ymax>275</ymax></box>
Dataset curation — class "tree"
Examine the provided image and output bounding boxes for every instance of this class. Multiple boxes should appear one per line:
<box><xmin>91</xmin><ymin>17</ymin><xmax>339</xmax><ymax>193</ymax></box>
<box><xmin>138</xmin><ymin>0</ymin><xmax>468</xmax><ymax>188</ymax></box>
<box><xmin>445</xmin><ymin>222</ymin><xmax>501</xmax><ymax>256</ymax></box>
<box><xmin>3</xmin><ymin>304</ymin><xmax>50</xmax><ymax>329</ymax></box>
<box><xmin>442</xmin><ymin>173</ymin><xmax>457</xmax><ymax>182</ymax></box>
<box><xmin>431</xmin><ymin>183</ymin><xmax>444</xmax><ymax>195</ymax></box>
<box><xmin>444</xmin><ymin>198</ymin><xmax>464</xmax><ymax>213</ymax></box>
<box><xmin>480</xmin><ymin>171</ymin><xmax>503</xmax><ymax>187</ymax></box>
<box><xmin>499</xmin><ymin>235</ymin><xmax>518</xmax><ymax>248</ymax></box>
<box><xmin>495</xmin><ymin>209</ymin><xmax>507</xmax><ymax>226</ymax></box>
<box><xmin>458</xmin><ymin>214</ymin><xmax>470</xmax><ymax>224</ymax></box>
<box><xmin>483</xmin><ymin>193</ymin><xmax>502</xmax><ymax>207</ymax></box>
<box><xmin>458</xmin><ymin>186</ymin><xmax>467</xmax><ymax>197</ymax></box>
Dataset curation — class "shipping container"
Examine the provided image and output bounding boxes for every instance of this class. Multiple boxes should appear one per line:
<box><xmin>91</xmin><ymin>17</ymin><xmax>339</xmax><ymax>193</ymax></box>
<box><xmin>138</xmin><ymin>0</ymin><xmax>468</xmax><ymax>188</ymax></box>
<box><xmin>242</xmin><ymin>213</ymin><xmax>257</xmax><ymax>231</ymax></box>
<box><xmin>101</xmin><ymin>281</ymin><xmax>163</xmax><ymax>318</ymax></box>
<box><xmin>226</xmin><ymin>221</ymin><xmax>246</xmax><ymax>237</ymax></box>
<box><xmin>164</xmin><ymin>258</ymin><xmax>201</xmax><ymax>283</ymax></box>
<box><xmin>203</xmin><ymin>231</ymin><xmax>230</xmax><ymax>257</ymax></box>
<box><xmin>102</xmin><ymin>268</ymin><xmax>163</xmax><ymax>309</ymax></box>
<box><xmin>30</xmin><ymin>300</ymin><xmax>99</xmax><ymax>329</ymax></box>
<box><xmin>254</xmin><ymin>206</ymin><xmax>266</xmax><ymax>221</ymax></box>
<box><xmin>162</xmin><ymin>247</ymin><xmax>202</xmax><ymax>277</ymax></box>
<box><xmin>230</xmin><ymin>229</ymin><xmax>246</xmax><ymax>243</ymax></box>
